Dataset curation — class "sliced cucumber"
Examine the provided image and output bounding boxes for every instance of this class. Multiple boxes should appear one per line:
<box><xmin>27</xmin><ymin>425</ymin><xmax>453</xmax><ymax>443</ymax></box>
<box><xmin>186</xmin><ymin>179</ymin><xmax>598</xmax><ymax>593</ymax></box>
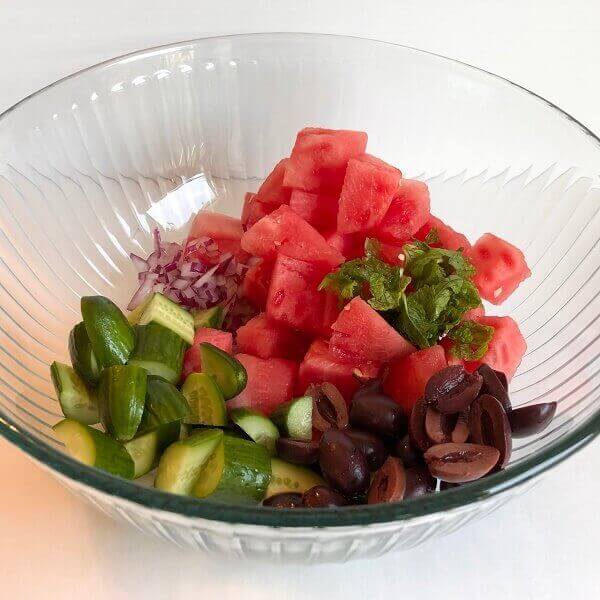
<box><xmin>127</xmin><ymin>294</ymin><xmax>153</xmax><ymax>325</ymax></box>
<box><xmin>270</xmin><ymin>396</ymin><xmax>312</xmax><ymax>441</ymax></box>
<box><xmin>68</xmin><ymin>322</ymin><xmax>100</xmax><ymax>386</ymax></box>
<box><xmin>181</xmin><ymin>373</ymin><xmax>227</xmax><ymax>426</ymax></box>
<box><xmin>138</xmin><ymin>293</ymin><xmax>194</xmax><ymax>345</ymax></box>
<box><xmin>195</xmin><ymin>434</ymin><xmax>271</xmax><ymax>504</ymax></box>
<box><xmin>81</xmin><ymin>296</ymin><xmax>135</xmax><ymax>369</ymax></box>
<box><xmin>53</xmin><ymin>419</ymin><xmax>134</xmax><ymax>479</ymax></box>
<box><xmin>138</xmin><ymin>376</ymin><xmax>190</xmax><ymax>434</ymax></box>
<box><xmin>50</xmin><ymin>362</ymin><xmax>99</xmax><ymax>425</ymax></box>
<box><xmin>229</xmin><ymin>408</ymin><xmax>279</xmax><ymax>455</ymax></box>
<box><xmin>128</xmin><ymin>322</ymin><xmax>187</xmax><ymax>384</ymax></box>
<box><xmin>199</xmin><ymin>343</ymin><xmax>247</xmax><ymax>399</ymax></box>
<box><xmin>192</xmin><ymin>306</ymin><xmax>225</xmax><ymax>330</ymax></box>
<box><xmin>154</xmin><ymin>428</ymin><xmax>223</xmax><ymax>495</ymax></box>
<box><xmin>98</xmin><ymin>365</ymin><xmax>147</xmax><ymax>442</ymax></box>
<box><xmin>123</xmin><ymin>421</ymin><xmax>180</xmax><ymax>478</ymax></box>
<box><xmin>265</xmin><ymin>458</ymin><xmax>324</xmax><ymax>498</ymax></box>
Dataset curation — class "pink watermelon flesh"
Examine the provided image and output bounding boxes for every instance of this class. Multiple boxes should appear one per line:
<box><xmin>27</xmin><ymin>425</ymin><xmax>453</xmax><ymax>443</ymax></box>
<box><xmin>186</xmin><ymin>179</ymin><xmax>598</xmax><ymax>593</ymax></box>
<box><xmin>227</xmin><ymin>354</ymin><xmax>298</xmax><ymax>415</ymax></box>
<box><xmin>241</xmin><ymin>258</ymin><xmax>274</xmax><ymax>310</ymax></box>
<box><xmin>256</xmin><ymin>159</ymin><xmax>291</xmax><ymax>206</ymax></box>
<box><xmin>235</xmin><ymin>313</ymin><xmax>309</xmax><ymax>360</ymax></box>
<box><xmin>372</xmin><ymin>179</ymin><xmax>430</xmax><ymax>244</ymax></box>
<box><xmin>289</xmin><ymin>189</ymin><xmax>339</xmax><ymax>232</ymax></box>
<box><xmin>330</xmin><ymin>297</ymin><xmax>415</xmax><ymax>366</ymax></box>
<box><xmin>283</xmin><ymin>128</ymin><xmax>368</xmax><ymax>193</ymax></box>
<box><xmin>241</xmin><ymin>205</ymin><xmax>344</xmax><ymax>270</ymax></box>
<box><xmin>378</xmin><ymin>242</ymin><xmax>405</xmax><ymax>266</ymax></box>
<box><xmin>337</xmin><ymin>154</ymin><xmax>401</xmax><ymax>234</ymax></box>
<box><xmin>324</xmin><ymin>230</ymin><xmax>366</xmax><ymax>260</ymax></box>
<box><xmin>416</xmin><ymin>215</ymin><xmax>471</xmax><ymax>251</ymax></box>
<box><xmin>188</xmin><ymin>210</ymin><xmax>243</xmax><ymax>242</ymax></box>
<box><xmin>465</xmin><ymin>233</ymin><xmax>531</xmax><ymax>305</ymax></box>
<box><xmin>241</xmin><ymin>192</ymin><xmax>275</xmax><ymax>231</ymax></box>
<box><xmin>182</xmin><ymin>328</ymin><xmax>234</xmax><ymax>380</ymax></box>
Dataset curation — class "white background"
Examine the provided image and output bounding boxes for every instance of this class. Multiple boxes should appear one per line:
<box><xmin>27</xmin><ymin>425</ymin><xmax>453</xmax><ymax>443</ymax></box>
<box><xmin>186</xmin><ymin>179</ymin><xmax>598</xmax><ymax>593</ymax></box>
<box><xmin>1</xmin><ymin>1</ymin><xmax>599</xmax><ymax>598</ymax></box>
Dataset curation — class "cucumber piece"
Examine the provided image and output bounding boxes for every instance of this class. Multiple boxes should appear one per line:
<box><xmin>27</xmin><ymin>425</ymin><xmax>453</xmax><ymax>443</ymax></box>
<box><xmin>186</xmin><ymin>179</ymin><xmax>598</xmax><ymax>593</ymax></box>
<box><xmin>68</xmin><ymin>322</ymin><xmax>100</xmax><ymax>386</ymax></box>
<box><xmin>179</xmin><ymin>422</ymin><xmax>192</xmax><ymax>440</ymax></box>
<box><xmin>181</xmin><ymin>373</ymin><xmax>227</xmax><ymax>426</ymax></box>
<box><xmin>138</xmin><ymin>293</ymin><xmax>194</xmax><ymax>345</ymax></box>
<box><xmin>199</xmin><ymin>343</ymin><xmax>247</xmax><ymax>399</ymax></box>
<box><xmin>195</xmin><ymin>434</ymin><xmax>271</xmax><ymax>504</ymax></box>
<box><xmin>270</xmin><ymin>396</ymin><xmax>312</xmax><ymax>441</ymax></box>
<box><xmin>123</xmin><ymin>421</ymin><xmax>180</xmax><ymax>478</ymax></box>
<box><xmin>81</xmin><ymin>296</ymin><xmax>135</xmax><ymax>369</ymax></box>
<box><xmin>127</xmin><ymin>294</ymin><xmax>153</xmax><ymax>325</ymax></box>
<box><xmin>50</xmin><ymin>362</ymin><xmax>99</xmax><ymax>425</ymax></box>
<box><xmin>265</xmin><ymin>458</ymin><xmax>325</xmax><ymax>498</ymax></box>
<box><xmin>138</xmin><ymin>376</ymin><xmax>190</xmax><ymax>434</ymax></box>
<box><xmin>53</xmin><ymin>419</ymin><xmax>134</xmax><ymax>479</ymax></box>
<box><xmin>154</xmin><ymin>428</ymin><xmax>223</xmax><ymax>495</ymax></box>
<box><xmin>98</xmin><ymin>365</ymin><xmax>147</xmax><ymax>442</ymax></box>
<box><xmin>229</xmin><ymin>408</ymin><xmax>279</xmax><ymax>455</ymax></box>
<box><xmin>192</xmin><ymin>306</ymin><xmax>225</xmax><ymax>329</ymax></box>
<box><xmin>128</xmin><ymin>322</ymin><xmax>187</xmax><ymax>384</ymax></box>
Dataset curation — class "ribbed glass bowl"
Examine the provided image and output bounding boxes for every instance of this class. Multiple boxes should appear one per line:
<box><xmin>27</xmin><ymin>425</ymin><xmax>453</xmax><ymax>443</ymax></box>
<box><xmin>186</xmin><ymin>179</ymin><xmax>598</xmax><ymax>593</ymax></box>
<box><xmin>1</xmin><ymin>33</ymin><xmax>599</xmax><ymax>563</ymax></box>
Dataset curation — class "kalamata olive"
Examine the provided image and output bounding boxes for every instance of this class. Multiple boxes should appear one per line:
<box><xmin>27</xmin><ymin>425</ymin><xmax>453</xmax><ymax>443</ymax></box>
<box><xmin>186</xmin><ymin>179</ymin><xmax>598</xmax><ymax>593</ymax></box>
<box><xmin>424</xmin><ymin>442</ymin><xmax>500</xmax><ymax>483</ymax></box>
<box><xmin>424</xmin><ymin>366</ymin><xmax>482</xmax><ymax>414</ymax></box>
<box><xmin>368</xmin><ymin>457</ymin><xmax>406</xmax><ymax>504</ymax></box>
<box><xmin>263</xmin><ymin>492</ymin><xmax>303</xmax><ymax>508</ymax></box>
<box><xmin>425</xmin><ymin>407</ymin><xmax>470</xmax><ymax>444</ymax></box>
<box><xmin>476</xmin><ymin>364</ymin><xmax>511</xmax><ymax>412</ymax></box>
<box><xmin>392</xmin><ymin>433</ymin><xmax>423</xmax><ymax>468</ymax></box>
<box><xmin>318</xmin><ymin>429</ymin><xmax>370</xmax><ymax>497</ymax></box>
<box><xmin>310</xmin><ymin>383</ymin><xmax>349</xmax><ymax>432</ymax></box>
<box><xmin>469</xmin><ymin>394</ymin><xmax>512</xmax><ymax>468</ymax></box>
<box><xmin>302</xmin><ymin>485</ymin><xmax>348</xmax><ymax>508</ymax></box>
<box><xmin>508</xmin><ymin>402</ymin><xmax>557</xmax><ymax>438</ymax></box>
<box><xmin>353</xmin><ymin>378</ymin><xmax>384</xmax><ymax>398</ymax></box>
<box><xmin>409</xmin><ymin>397</ymin><xmax>431</xmax><ymax>452</ymax></box>
<box><xmin>345</xmin><ymin>428</ymin><xmax>388</xmax><ymax>471</ymax></box>
<box><xmin>275</xmin><ymin>438</ymin><xmax>319</xmax><ymax>465</ymax></box>
<box><xmin>404</xmin><ymin>465</ymin><xmax>436</xmax><ymax>498</ymax></box>
<box><xmin>350</xmin><ymin>393</ymin><xmax>407</xmax><ymax>437</ymax></box>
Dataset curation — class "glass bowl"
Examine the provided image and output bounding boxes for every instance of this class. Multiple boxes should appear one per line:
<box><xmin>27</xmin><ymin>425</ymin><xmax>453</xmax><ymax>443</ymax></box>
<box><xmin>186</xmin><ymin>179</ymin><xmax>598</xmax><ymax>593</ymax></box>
<box><xmin>1</xmin><ymin>33</ymin><xmax>599</xmax><ymax>564</ymax></box>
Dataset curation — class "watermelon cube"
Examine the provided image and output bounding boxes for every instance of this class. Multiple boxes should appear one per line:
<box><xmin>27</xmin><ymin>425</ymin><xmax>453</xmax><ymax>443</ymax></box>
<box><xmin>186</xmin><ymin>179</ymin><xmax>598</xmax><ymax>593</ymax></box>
<box><xmin>241</xmin><ymin>258</ymin><xmax>274</xmax><ymax>310</ymax></box>
<box><xmin>256</xmin><ymin>159</ymin><xmax>291</xmax><ymax>206</ymax></box>
<box><xmin>235</xmin><ymin>313</ymin><xmax>310</xmax><ymax>360</ymax></box>
<box><xmin>241</xmin><ymin>192</ymin><xmax>275</xmax><ymax>230</ymax></box>
<box><xmin>186</xmin><ymin>211</ymin><xmax>246</xmax><ymax>263</ymax></box>
<box><xmin>324</xmin><ymin>230</ymin><xmax>366</xmax><ymax>260</ymax></box>
<box><xmin>372</xmin><ymin>179</ymin><xmax>430</xmax><ymax>244</ymax></box>
<box><xmin>337</xmin><ymin>154</ymin><xmax>401</xmax><ymax>234</ymax></box>
<box><xmin>330</xmin><ymin>297</ymin><xmax>415</xmax><ymax>366</ymax></box>
<box><xmin>416</xmin><ymin>215</ymin><xmax>470</xmax><ymax>251</ymax></box>
<box><xmin>182</xmin><ymin>328</ymin><xmax>234</xmax><ymax>380</ymax></box>
<box><xmin>241</xmin><ymin>205</ymin><xmax>344</xmax><ymax>270</ymax></box>
<box><xmin>383</xmin><ymin>345</ymin><xmax>447</xmax><ymax>414</ymax></box>
<box><xmin>378</xmin><ymin>242</ymin><xmax>405</xmax><ymax>266</ymax></box>
<box><xmin>283</xmin><ymin>128</ymin><xmax>368</xmax><ymax>193</ymax></box>
<box><xmin>289</xmin><ymin>189</ymin><xmax>339</xmax><ymax>232</ymax></box>
<box><xmin>465</xmin><ymin>233</ymin><xmax>531</xmax><ymax>305</ymax></box>
<box><xmin>227</xmin><ymin>354</ymin><xmax>298</xmax><ymax>415</ymax></box>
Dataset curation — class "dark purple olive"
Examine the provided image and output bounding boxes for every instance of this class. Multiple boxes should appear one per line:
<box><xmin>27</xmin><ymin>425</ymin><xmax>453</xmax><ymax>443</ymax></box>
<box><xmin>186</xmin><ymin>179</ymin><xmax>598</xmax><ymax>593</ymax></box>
<box><xmin>350</xmin><ymin>393</ymin><xmax>407</xmax><ymax>437</ymax></box>
<box><xmin>263</xmin><ymin>492</ymin><xmax>303</xmax><ymax>508</ymax></box>
<box><xmin>302</xmin><ymin>485</ymin><xmax>347</xmax><ymax>508</ymax></box>
<box><xmin>353</xmin><ymin>378</ymin><xmax>384</xmax><ymax>398</ymax></box>
<box><xmin>508</xmin><ymin>402</ymin><xmax>557</xmax><ymax>438</ymax></box>
<box><xmin>494</xmin><ymin>369</ymin><xmax>508</xmax><ymax>390</ymax></box>
<box><xmin>345</xmin><ymin>428</ymin><xmax>388</xmax><ymax>471</ymax></box>
<box><xmin>476</xmin><ymin>364</ymin><xmax>511</xmax><ymax>412</ymax></box>
<box><xmin>368</xmin><ymin>457</ymin><xmax>406</xmax><ymax>504</ymax></box>
<box><xmin>275</xmin><ymin>438</ymin><xmax>319</xmax><ymax>465</ymax></box>
<box><xmin>392</xmin><ymin>434</ymin><xmax>423</xmax><ymax>468</ymax></box>
<box><xmin>439</xmin><ymin>481</ymin><xmax>461</xmax><ymax>491</ymax></box>
<box><xmin>425</xmin><ymin>407</ymin><xmax>470</xmax><ymax>444</ymax></box>
<box><xmin>318</xmin><ymin>429</ymin><xmax>370</xmax><ymax>497</ymax></box>
<box><xmin>404</xmin><ymin>465</ymin><xmax>436</xmax><ymax>498</ymax></box>
<box><xmin>424</xmin><ymin>442</ymin><xmax>500</xmax><ymax>483</ymax></box>
<box><xmin>310</xmin><ymin>383</ymin><xmax>349</xmax><ymax>432</ymax></box>
<box><xmin>469</xmin><ymin>394</ymin><xmax>512</xmax><ymax>468</ymax></box>
<box><xmin>409</xmin><ymin>396</ymin><xmax>431</xmax><ymax>452</ymax></box>
<box><xmin>424</xmin><ymin>366</ymin><xmax>482</xmax><ymax>414</ymax></box>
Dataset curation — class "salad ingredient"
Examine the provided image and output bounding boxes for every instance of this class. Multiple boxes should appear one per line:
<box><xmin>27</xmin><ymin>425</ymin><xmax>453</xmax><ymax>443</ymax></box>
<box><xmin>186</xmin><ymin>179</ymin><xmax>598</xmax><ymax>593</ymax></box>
<box><xmin>469</xmin><ymin>394</ymin><xmax>512</xmax><ymax>468</ymax></box>
<box><xmin>349</xmin><ymin>392</ymin><xmax>407</xmax><ymax>438</ymax></box>
<box><xmin>263</xmin><ymin>492</ymin><xmax>304</xmax><ymax>509</ymax></box>
<box><xmin>255</xmin><ymin>158</ymin><xmax>291</xmax><ymax>206</ymax></box>
<box><xmin>123</xmin><ymin>421</ymin><xmax>180</xmax><ymax>478</ymax></box>
<box><xmin>192</xmin><ymin>305</ymin><xmax>225</xmax><ymax>329</ymax></box>
<box><xmin>138</xmin><ymin>376</ymin><xmax>190</xmax><ymax>433</ymax></box>
<box><xmin>409</xmin><ymin>397</ymin><xmax>433</xmax><ymax>452</ymax></box>
<box><xmin>289</xmin><ymin>189</ymin><xmax>339</xmax><ymax>232</ymax></box>
<box><xmin>181</xmin><ymin>373</ymin><xmax>227</xmax><ymax>426</ymax></box>
<box><xmin>508</xmin><ymin>402</ymin><xmax>557</xmax><ymax>438</ymax></box>
<box><xmin>424</xmin><ymin>443</ymin><xmax>500</xmax><ymax>483</ymax></box>
<box><xmin>50</xmin><ymin>362</ymin><xmax>99</xmax><ymax>425</ymax></box>
<box><xmin>477</xmin><ymin>364</ymin><xmax>511</xmax><ymax>411</ymax></box>
<box><xmin>301</xmin><ymin>485</ymin><xmax>347</xmax><ymax>508</ymax></box>
<box><xmin>309</xmin><ymin>382</ymin><xmax>349</xmax><ymax>432</ymax></box>
<box><xmin>445</xmin><ymin>319</ymin><xmax>495</xmax><ymax>361</ymax></box>
<box><xmin>404</xmin><ymin>465</ymin><xmax>436</xmax><ymax>499</ymax></box>
<box><xmin>199</xmin><ymin>343</ymin><xmax>247</xmax><ymax>400</ymax></box>
<box><xmin>266</xmin><ymin>458</ymin><xmax>325</xmax><ymax>497</ymax></box>
<box><xmin>182</xmin><ymin>327</ymin><xmax>233</xmax><ymax>380</ymax></box>
<box><xmin>241</xmin><ymin>258</ymin><xmax>273</xmax><ymax>309</ymax></box>
<box><xmin>187</xmin><ymin>211</ymin><xmax>243</xmax><ymax>251</ymax></box>
<box><xmin>136</xmin><ymin>292</ymin><xmax>195</xmax><ymax>345</ymax></box>
<box><xmin>416</xmin><ymin>215</ymin><xmax>470</xmax><ymax>251</ymax></box>
<box><xmin>424</xmin><ymin>408</ymin><xmax>470</xmax><ymax>444</ymax></box>
<box><xmin>229</xmin><ymin>409</ymin><xmax>278</xmax><ymax>455</ymax></box>
<box><xmin>68</xmin><ymin>322</ymin><xmax>100</xmax><ymax>387</ymax></box>
<box><xmin>368</xmin><ymin>456</ymin><xmax>406</xmax><ymax>504</ymax></box>
<box><xmin>270</xmin><ymin>395</ymin><xmax>313</xmax><ymax>441</ymax></box>
<box><xmin>344</xmin><ymin>429</ymin><xmax>388</xmax><ymax>471</ymax></box>
<box><xmin>275</xmin><ymin>438</ymin><xmax>319</xmax><ymax>465</ymax></box>
<box><xmin>392</xmin><ymin>434</ymin><xmax>422</xmax><ymax>469</ymax></box>
<box><xmin>424</xmin><ymin>365</ymin><xmax>483</xmax><ymax>414</ymax></box>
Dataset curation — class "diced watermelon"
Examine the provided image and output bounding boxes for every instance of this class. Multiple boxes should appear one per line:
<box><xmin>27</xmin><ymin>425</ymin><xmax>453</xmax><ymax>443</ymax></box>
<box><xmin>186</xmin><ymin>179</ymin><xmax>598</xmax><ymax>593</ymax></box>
<box><xmin>465</xmin><ymin>233</ymin><xmax>531</xmax><ymax>305</ymax></box>
<box><xmin>241</xmin><ymin>205</ymin><xmax>344</xmax><ymax>270</ymax></box>
<box><xmin>289</xmin><ymin>189</ymin><xmax>338</xmax><ymax>232</ymax></box>
<box><xmin>330</xmin><ymin>297</ymin><xmax>415</xmax><ymax>366</ymax></box>
<box><xmin>371</xmin><ymin>179</ymin><xmax>430</xmax><ymax>244</ymax></box>
<box><xmin>462</xmin><ymin>304</ymin><xmax>485</xmax><ymax>321</ymax></box>
<box><xmin>416</xmin><ymin>215</ymin><xmax>470</xmax><ymax>251</ymax></box>
<box><xmin>266</xmin><ymin>253</ymin><xmax>337</xmax><ymax>336</ymax></box>
<box><xmin>378</xmin><ymin>242</ymin><xmax>405</xmax><ymax>266</ymax></box>
<box><xmin>283</xmin><ymin>128</ymin><xmax>368</xmax><ymax>193</ymax></box>
<box><xmin>383</xmin><ymin>345</ymin><xmax>447</xmax><ymax>414</ymax></box>
<box><xmin>235</xmin><ymin>313</ymin><xmax>309</xmax><ymax>360</ymax></box>
<box><xmin>256</xmin><ymin>159</ymin><xmax>291</xmax><ymax>206</ymax></box>
<box><xmin>227</xmin><ymin>354</ymin><xmax>298</xmax><ymax>415</ymax></box>
<box><xmin>241</xmin><ymin>192</ymin><xmax>275</xmax><ymax>230</ymax></box>
<box><xmin>337</xmin><ymin>154</ymin><xmax>401</xmax><ymax>234</ymax></box>
<box><xmin>241</xmin><ymin>258</ymin><xmax>274</xmax><ymax>310</ymax></box>
<box><xmin>324</xmin><ymin>230</ymin><xmax>366</xmax><ymax>260</ymax></box>
<box><xmin>182</xmin><ymin>328</ymin><xmax>234</xmax><ymax>380</ymax></box>
<box><xmin>188</xmin><ymin>211</ymin><xmax>243</xmax><ymax>242</ymax></box>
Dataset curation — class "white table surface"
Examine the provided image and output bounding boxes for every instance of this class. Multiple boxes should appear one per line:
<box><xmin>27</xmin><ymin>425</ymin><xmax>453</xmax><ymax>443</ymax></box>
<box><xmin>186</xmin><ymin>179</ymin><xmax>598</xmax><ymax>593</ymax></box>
<box><xmin>1</xmin><ymin>1</ymin><xmax>599</xmax><ymax>598</ymax></box>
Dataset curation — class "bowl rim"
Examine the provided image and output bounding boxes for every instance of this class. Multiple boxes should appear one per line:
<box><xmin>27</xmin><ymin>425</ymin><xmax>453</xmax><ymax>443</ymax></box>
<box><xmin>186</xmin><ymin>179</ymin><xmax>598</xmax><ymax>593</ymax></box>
<box><xmin>1</xmin><ymin>31</ymin><xmax>599</xmax><ymax>528</ymax></box>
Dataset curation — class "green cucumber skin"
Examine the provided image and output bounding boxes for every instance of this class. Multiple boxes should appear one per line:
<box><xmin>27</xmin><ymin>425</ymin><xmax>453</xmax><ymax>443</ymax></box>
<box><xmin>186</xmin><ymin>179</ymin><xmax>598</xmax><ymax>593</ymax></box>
<box><xmin>138</xmin><ymin>376</ymin><xmax>190</xmax><ymax>433</ymax></box>
<box><xmin>270</xmin><ymin>396</ymin><xmax>312</xmax><ymax>441</ymax></box>
<box><xmin>129</xmin><ymin>323</ymin><xmax>186</xmax><ymax>384</ymax></box>
<box><xmin>50</xmin><ymin>362</ymin><xmax>99</xmax><ymax>425</ymax></box>
<box><xmin>181</xmin><ymin>373</ymin><xmax>227</xmax><ymax>426</ymax></box>
<box><xmin>229</xmin><ymin>408</ymin><xmax>280</xmax><ymax>455</ymax></box>
<box><xmin>124</xmin><ymin>421</ymin><xmax>180</xmax><ymax>478</ymax></box>
<box><xmin>81</xmin><ymin>296</ymin><xmax>135</xmax><ymax>369</ymax></box>
<box><xmin>138</xmin><ymin>293</ymin><xmax>195</xmax><ymax>345</ymax></box>
<box><xmin>193</xmin><ymin>306</ymin><xmax>225</xmax><ymax>329</ymax></box>
<box><xmin>199</xmin><ymin>343</ymin><xmax>247</xmax><ymax>400</ymax></box>
<box><xmin>98</xmin><ymin>365</ymin><xmax>147</xmax><ymax>442</ymax></box>
<box><xmin>266</xmin><ymin>458</ymin><xmax>324</xmax><ymax>497</ymax></box>
<box><xmin>68</xmin><ymin>322</ymin><xmax>100</xmax><ymax>386</ymax></box>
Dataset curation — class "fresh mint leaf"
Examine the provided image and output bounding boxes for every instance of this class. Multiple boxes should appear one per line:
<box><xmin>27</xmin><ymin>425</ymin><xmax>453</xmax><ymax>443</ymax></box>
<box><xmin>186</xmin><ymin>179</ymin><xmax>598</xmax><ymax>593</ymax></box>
<box><xmin>447</xmin><ymin>320</ymin><xmax>494</xmax><ymax>360</ymax></box>
<box><xmin>424</xmin><ymin>227</ymin><xmax>440</xmax><ymax>245</ymax></box>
